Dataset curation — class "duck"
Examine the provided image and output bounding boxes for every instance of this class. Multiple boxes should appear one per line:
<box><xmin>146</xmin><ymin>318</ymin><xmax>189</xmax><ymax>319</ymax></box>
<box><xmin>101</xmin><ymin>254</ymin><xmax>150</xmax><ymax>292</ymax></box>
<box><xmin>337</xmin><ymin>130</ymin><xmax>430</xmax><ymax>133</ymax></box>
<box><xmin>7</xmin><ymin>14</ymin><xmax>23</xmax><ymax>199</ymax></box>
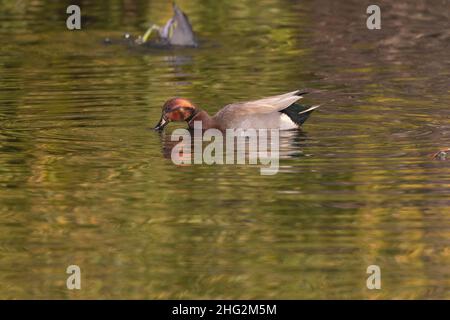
<box><xmin>138</xmin><ymin>3</ymin><xmax>197</xmax><ymax>47</ymax></box>
<box><xmin>154</xmin><ymin>90</ymin><xmax>320</xmax><ymax>131</ymax></box>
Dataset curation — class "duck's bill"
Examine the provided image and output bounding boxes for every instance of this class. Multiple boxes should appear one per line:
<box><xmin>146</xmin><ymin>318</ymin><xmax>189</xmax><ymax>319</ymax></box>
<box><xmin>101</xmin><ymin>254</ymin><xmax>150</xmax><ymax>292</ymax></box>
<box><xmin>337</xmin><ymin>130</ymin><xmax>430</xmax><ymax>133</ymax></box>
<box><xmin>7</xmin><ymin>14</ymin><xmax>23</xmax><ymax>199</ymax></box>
<box><xmin>154</xmin><ymin>117</ymin><xmax>168</xmax><ymax>131</ymax></box>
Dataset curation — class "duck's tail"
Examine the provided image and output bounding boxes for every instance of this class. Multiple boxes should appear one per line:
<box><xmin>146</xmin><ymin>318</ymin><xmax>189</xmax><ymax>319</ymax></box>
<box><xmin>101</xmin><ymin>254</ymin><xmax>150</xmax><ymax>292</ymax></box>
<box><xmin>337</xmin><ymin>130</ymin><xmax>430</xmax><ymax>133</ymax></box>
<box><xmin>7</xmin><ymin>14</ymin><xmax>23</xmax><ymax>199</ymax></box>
<box><xmin>280</xmin><ymin>103</ymin><xmax>320</xmax><ymax>126</ymax></box>
<box><xmin>294</xmin><ymin>89</ymin><xmax>310</xmax><ymax>97</ymax></box>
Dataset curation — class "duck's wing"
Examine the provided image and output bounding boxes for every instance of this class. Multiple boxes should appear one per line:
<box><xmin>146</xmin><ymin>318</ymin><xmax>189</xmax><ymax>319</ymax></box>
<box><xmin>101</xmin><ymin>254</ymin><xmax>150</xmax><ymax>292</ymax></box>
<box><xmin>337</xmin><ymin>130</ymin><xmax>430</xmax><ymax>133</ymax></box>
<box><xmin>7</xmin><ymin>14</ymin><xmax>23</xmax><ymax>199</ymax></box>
<box><xmin>216</xmin><ymin>90</ymin><xmax>308</xmax><ymax>117</ymax></box>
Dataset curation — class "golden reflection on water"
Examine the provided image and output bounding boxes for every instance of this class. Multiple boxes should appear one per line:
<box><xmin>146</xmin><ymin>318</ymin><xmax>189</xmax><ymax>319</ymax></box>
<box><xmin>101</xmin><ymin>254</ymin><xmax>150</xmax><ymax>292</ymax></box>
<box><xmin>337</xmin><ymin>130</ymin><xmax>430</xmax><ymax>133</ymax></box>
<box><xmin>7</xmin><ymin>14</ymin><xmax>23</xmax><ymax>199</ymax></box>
<box><xmin>0</xmin><ymin>0</ymin><xmax>449</xmax><ymax>299</ymax></box>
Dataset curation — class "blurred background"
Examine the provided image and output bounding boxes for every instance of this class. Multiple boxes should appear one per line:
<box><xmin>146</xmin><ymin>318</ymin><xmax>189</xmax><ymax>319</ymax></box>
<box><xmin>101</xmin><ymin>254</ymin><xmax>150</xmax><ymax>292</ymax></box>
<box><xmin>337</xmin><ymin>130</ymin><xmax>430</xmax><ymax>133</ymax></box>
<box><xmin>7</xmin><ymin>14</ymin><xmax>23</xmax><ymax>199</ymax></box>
<box><xmin>0</xmin><ymin>0</ymin><xmax>449</xmax><ymax>299</ymax></box>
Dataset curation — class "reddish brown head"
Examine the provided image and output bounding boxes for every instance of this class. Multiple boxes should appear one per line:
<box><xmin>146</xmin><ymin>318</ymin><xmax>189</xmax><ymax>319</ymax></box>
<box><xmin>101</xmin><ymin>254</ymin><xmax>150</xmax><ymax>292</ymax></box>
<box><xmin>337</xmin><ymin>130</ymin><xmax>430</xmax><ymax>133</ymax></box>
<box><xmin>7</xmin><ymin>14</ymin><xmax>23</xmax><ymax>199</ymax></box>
<box><xmin>154</xmin><ymin>98</ymin><xmax>198</xmax><ymax>130</ymax></box>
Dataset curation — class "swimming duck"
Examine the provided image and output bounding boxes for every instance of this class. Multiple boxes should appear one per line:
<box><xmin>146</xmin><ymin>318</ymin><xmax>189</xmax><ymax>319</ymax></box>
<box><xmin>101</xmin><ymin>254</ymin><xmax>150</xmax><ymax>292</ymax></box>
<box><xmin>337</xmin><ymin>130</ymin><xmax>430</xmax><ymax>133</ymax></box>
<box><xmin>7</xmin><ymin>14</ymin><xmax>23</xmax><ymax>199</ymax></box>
<box><xmin>138</xmin><ymin>3</ymin><xmax>197</xmax><ymax>47</ymax></box>
<box><xmin>154</xmin><ymin>90</ymin><xmax>320</xmax><ymax>131</ymax></box>
<box><xmin>432</xmin><ymin>148</ymin><xmax>450</xmax><ymax>160</ymax></box>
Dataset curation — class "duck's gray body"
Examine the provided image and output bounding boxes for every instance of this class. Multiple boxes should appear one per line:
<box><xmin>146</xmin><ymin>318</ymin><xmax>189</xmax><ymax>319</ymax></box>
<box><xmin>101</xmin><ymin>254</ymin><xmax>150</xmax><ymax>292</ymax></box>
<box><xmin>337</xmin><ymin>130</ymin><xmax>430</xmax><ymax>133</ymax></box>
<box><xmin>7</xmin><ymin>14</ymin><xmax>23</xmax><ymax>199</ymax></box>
<box><xmin>211</xmin><ymin>90</ymin><xmax>319</xmax><ymax>130</ymax></box>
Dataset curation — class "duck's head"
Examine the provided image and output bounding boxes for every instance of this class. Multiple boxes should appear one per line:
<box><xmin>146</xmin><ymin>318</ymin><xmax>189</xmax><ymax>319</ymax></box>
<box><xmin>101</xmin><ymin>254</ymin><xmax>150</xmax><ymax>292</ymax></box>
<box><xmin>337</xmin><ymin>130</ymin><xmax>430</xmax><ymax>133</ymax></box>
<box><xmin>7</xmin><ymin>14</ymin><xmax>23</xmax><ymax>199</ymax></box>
<box><xmin>154</xmin><ymin>98</ymin><xmax>197</xmax><ymax>131</ymax></box>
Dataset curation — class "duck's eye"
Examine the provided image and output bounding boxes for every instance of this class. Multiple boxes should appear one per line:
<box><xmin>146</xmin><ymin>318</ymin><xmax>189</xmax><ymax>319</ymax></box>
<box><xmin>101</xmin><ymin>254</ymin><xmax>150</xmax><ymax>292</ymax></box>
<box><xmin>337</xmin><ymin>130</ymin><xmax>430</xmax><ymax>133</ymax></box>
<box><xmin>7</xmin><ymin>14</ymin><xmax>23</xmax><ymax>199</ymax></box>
<box><xmin>169</xmin><ymin>109</ymin><xmax>184</xmax><ymax>121</ymax></box>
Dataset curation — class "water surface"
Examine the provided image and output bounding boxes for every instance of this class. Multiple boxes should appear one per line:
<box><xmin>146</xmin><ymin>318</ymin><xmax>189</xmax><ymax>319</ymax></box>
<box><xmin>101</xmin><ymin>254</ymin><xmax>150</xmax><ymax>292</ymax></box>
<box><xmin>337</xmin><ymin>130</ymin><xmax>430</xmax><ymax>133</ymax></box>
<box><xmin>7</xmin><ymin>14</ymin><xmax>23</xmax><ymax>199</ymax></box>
<box><xmin>0</xmin><ymin>0</ymin><xmax>449</xmax><ymax>299</ymax></box>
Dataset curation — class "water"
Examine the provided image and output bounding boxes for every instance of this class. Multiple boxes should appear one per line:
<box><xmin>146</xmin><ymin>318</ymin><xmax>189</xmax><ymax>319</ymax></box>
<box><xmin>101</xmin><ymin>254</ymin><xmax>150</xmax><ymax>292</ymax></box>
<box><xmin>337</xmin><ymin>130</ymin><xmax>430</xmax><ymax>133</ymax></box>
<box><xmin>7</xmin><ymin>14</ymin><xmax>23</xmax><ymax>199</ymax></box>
<box><xmin>0</xmin><ymin>0</ymin><xmax>449</xmax><ymax>299</ymax></box>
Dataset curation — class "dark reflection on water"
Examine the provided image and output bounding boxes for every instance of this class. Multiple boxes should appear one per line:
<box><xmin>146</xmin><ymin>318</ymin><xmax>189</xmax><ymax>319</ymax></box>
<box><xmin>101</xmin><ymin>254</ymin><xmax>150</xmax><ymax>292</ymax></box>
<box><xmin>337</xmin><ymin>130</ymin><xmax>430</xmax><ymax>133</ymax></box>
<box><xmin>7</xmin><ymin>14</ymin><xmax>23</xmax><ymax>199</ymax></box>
<box><xmin>0</xmin><ymin>0</ymin><xmax>449</xmax><ymax>299</ymax></box>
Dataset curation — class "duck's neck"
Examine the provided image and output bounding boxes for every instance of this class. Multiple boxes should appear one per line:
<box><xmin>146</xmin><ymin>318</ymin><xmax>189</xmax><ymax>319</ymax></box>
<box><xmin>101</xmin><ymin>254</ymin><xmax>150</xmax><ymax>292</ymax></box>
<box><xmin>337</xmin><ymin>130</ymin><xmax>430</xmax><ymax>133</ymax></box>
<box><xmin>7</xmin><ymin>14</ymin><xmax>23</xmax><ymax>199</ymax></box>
<box><xmin>188</xmin><ymin>109</ymin><xmax>219</xmax><ymax>130</ymax></box>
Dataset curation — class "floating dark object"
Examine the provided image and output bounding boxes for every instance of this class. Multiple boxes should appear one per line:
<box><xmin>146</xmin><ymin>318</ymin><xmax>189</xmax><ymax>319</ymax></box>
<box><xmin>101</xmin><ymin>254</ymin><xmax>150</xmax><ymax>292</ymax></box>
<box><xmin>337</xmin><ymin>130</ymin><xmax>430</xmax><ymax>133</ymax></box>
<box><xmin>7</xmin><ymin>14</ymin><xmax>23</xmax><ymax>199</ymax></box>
<box><xmin>137</xmin><ymin>3</ymin><xmax>197</xmax><ymax>47</ymax></box>
<box><xmin>432</xmin><ymin>148</ymin><xmax>450</xmax><ymax>161</ymax></box>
